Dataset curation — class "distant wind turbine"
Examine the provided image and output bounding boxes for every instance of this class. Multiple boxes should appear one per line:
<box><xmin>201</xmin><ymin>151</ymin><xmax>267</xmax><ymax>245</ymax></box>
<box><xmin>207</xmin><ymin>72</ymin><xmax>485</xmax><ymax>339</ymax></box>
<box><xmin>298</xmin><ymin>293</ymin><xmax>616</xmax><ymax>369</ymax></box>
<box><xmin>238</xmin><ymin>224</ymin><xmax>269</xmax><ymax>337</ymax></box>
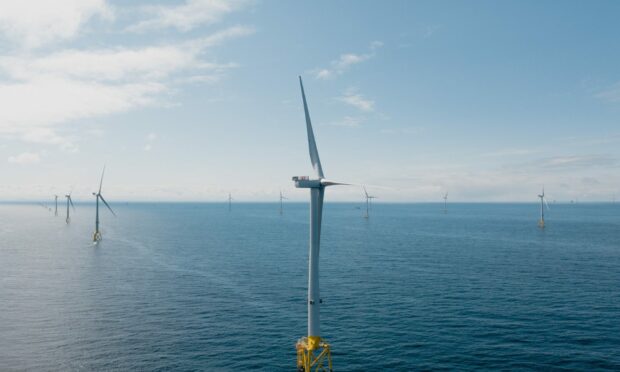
<box><xmin>228</xmin><ymin>193</ymin><xmax>233</xmax><ymax>212</ymax></box>
<box><xmin>65</xmin><ymin>191</ymin><xmax>75</xmax><ymax>223</ymax></box>
<box><xmin>293</xmin><ymin>76</ymin><xmax>349</xmax><ymax>371</ymax></box>
<box><xmin>443</xmin><ymin>192</ymin><xmax>448</xmax><ymax>214</ymax></box>
<box><xmin>538</xmin><ymin>187</ymin><xmax>550</xmax><ymax>228</ymax></box>
<box><xmin>363</xmin><ymin>186</ymin><xmax>377</xmax><ymax>218</ymax></box>
<box><xmin>92</xmin><ymin>166</ymin><xmax>116</xmax><ymax>243</ymax></box>
<box><xmin>279</xmin><ymin>190</ymin><xmax>288</xmax><ymax>215</ymax></box>
<box><xmin>54</xmin><ymin>195</ymin><xmax>58</xmax><ymax>216</ymax></box>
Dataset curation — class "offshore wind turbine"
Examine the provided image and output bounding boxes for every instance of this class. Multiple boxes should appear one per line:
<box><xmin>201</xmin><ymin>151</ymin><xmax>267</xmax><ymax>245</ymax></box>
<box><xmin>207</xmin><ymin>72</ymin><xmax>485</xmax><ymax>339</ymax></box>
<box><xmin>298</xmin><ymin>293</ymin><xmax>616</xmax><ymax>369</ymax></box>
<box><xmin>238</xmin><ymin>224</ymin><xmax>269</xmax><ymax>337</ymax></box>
<box><xmin>65</xmin><ymin>192</ymin><xmax>75</xmax><ymax>223</ymax></box>
<box><xmin>363</xmin><ymin>186</ymin><xmax>377</xmax><ymax>218</ymax></box>
<box><xmin>537</xmin><ymin>187</ymin><xmax>549</xmax><ymax>228</ymax></box>
<box><xmin>54</xmin><ymin>195</ymin><xmax>59</xmax><ymax>216</ymax></box>
<box><xmin>92</xmin><ymin>166</ymin><xmax>116</xmax><ymax>243</ymax></box>
<box><xmin>279</xmin><ymin>190</ymin><xmax>288</xmax><ymax>215</ymax></box>
<box><xmin>443</xmin><ymin>192</ymin><xmax>448</xmax><ymax>214</ymax></box>
<box><xmin>293</xmin><ymin>76</ymin><xmax>348</xmax><ymax>371</ymax></box>
<box><xmin>228</xmin><ymin>193</ymin><xmax>233</xmax><ymax>212</ymax></box>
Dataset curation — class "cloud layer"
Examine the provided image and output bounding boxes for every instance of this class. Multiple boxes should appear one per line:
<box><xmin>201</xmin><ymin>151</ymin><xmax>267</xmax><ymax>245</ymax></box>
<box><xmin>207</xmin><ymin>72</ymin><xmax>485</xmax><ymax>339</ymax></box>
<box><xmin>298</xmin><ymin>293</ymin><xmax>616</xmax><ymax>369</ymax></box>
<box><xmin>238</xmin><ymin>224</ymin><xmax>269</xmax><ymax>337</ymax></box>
<box><xmin>8</xmin><ymin>152</ymin><xmax>41</xmax><ymax>164</ymax></box>
<box><xmin>0</xmin><ymin>0</ymin><xmax>112</xmax><ymax>49</ymax></box>
<box><xmin>0</xmin><ymin>1</ymin><xmax>253</xmax><ymax>153</ymax></box>
<box><xmin>127</xmin><ymin>0</ymin><xmax>250</xmax><ymax>32</ymax></box>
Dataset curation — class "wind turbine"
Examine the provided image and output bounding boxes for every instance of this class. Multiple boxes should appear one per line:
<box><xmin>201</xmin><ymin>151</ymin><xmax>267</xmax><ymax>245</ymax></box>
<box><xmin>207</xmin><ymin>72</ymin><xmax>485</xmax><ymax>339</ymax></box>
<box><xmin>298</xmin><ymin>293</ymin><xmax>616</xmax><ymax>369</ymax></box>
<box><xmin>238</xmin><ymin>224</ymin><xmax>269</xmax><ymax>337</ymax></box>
<box><xmin>443</xmin><ymin>192</ymin><xmax>448</xmax><ymax>214</ymax></box>
<box><xmin>92</xmin><ymin>166</ymin><xmax>116</xmax><ymax>243</ymax></box>
<box><xmin>363</xmin><ymin>186</ymin><xmax>377</xmax><ymax>218</ymax></box>
<box><xmin>54</xmin><ymin>195</ymin><xmax>58</xmax><ymax>216</ymax></box>
<box><xmin>279</xmin><ymin>190</ymin><xmax>288</xmax><ymax>215</ymax></box>
<box><xmin>538</xmin><ymin>187</ymin><xmax>549</xmax><ymax>228</ymax></box>
<box><xmin>293</xmin><ymin>76</ymin><xmax>348</xmax><ymax>372</ymax></box>
<box><xmin>228</xmin><ymin>193</ymin><xmax>233</xmax><ymax>212</ymax></box>
<box><xmin>65</xmin><ymin>192</ymin><xmax>75</xmax><ymax>223</ymax></box>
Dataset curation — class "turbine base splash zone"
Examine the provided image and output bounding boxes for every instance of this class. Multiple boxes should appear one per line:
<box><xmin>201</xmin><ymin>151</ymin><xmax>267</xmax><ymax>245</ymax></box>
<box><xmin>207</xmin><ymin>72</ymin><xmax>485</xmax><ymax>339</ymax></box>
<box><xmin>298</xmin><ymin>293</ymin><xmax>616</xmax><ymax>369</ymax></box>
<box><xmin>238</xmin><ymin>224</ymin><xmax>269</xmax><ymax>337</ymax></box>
<box><xmin>296</xmin><ymin>336</ymin><xmax>332</xmax><ymax>372</ymax></box>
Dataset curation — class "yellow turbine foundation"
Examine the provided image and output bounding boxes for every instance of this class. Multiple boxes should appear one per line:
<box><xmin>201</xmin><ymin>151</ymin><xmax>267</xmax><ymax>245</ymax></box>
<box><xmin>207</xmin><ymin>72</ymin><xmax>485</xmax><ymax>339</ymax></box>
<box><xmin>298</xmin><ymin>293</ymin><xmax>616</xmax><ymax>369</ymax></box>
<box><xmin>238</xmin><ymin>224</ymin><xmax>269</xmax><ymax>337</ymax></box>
<box><xmin>538</xmin><ymin>219</ymin><xmax>545</xmax><ymax>228</ymax></box>
<box><xmin>296</xmin><ymin>336</ymin><xmax>332</xmax><ymax>372</ymax></box>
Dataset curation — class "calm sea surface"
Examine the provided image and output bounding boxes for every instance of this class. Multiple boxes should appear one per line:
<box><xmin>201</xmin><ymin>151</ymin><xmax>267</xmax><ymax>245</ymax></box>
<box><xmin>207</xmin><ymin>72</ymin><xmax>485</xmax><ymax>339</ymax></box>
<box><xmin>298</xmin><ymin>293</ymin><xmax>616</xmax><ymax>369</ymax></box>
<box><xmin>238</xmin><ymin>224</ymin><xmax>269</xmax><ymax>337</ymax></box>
<box><xmin>1</xmin><ymin>202</ymin><xmax>619</xmax><ymax>371</ymax></box>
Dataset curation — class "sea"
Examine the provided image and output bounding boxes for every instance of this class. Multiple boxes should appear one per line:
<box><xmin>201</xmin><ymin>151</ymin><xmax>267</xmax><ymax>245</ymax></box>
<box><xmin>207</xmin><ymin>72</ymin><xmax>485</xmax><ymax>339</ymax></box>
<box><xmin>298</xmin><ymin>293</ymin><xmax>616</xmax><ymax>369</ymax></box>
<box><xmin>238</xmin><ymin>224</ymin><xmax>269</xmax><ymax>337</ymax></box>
<box><xmin>1</xmin><ymin>202</ymin><xmax>619</xmax><ymax>371</ymax></box>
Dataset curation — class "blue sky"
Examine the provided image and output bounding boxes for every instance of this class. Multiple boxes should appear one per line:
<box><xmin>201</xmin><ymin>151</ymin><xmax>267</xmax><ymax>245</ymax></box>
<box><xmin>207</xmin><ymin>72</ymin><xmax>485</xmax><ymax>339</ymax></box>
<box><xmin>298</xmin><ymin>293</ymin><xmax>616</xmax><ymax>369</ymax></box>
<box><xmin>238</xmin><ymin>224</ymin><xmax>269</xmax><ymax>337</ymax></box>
<box><xmin>1</xmin><ymin>0</ymin><xmax>619</xmax><ymax>202</ymax></box>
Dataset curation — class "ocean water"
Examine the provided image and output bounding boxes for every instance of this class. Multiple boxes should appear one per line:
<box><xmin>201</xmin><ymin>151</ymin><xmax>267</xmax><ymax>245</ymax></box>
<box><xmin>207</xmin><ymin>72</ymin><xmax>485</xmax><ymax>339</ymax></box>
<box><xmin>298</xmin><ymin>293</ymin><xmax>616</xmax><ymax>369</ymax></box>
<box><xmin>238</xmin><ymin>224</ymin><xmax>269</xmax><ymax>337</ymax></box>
<box><xmin>1</xmin><ymin>202</ymin><xmax>619</xmax><ymax>371</ymax></box>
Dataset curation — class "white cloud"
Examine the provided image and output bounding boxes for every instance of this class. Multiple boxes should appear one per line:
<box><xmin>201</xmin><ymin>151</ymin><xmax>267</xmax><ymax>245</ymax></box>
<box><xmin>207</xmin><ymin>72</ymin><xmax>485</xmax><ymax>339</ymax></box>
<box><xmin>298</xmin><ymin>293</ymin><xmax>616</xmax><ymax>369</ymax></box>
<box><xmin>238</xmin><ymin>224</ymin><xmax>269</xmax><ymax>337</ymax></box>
<box><xmin>0</xmin><ymin>47</ymin><xmax>198</xmax><ymax>82</ymax></box>
<box><xmin>187</xmin><ymin>25</ymin><xmax>255</xmax><ymax>48</ymax></box>
<box><xmin>379</xmin><ymin>126</ymin><xmax>423</xmax><ymax>135</ymax></box>
<box><xmin>370</xmin><ymin>40</ymin><xmax>383</xmax><ymax>49</ymax></box>
<box><xmin>0</xmin><ymin>76</ymin><xmax>165</xmax><ymax>136</ymax></box>
<box><xmin>338</xmin><ymin>89</ymin><xmax>375</xmax><ymax>112</ymax></box>
<box><xmin>596</xmin><ymin>83</ymin><xmax>620</xmax><ymax>103</ymax></box>
<box><xmin>329</xmin><ymin>116</ymin><xmax>365</xmax><ymax>128</ymax></box>
<box><xmin>334</xmin><ymin>53</ymin><xmax>371</xmax><ymax>70</ymax></box>
<box><xmin>8</xmin><ymin>152</ymin><xmax>40</xmax><ymax>164</ymax></box>
<box><xmin>144</xmin><ymin>132</ymin><xmax>157</xmax><ymax>151</ymax></box>
<box><xmin>0</xmin><ymin>26</ymin><xmax>253</xmax><ymax>148</ymax></box>
<box><xmin>423</xmin><ymin>25</ymin><xmax>441</xmax><ymax>39</ymax></box>
<box><xmin>0</xmin><ymin>0</ymin><xmax>253</xmax><ymax>153</ymax></box>
<box><xmin>20</xmin><ymin>127</ymin><xmax>78</xmax><ymax>152</ymax></box>
<box><xmin>0</xmin><ymin>26</ymin><xmax>253</xmax><ymax>83</ymax></box>
<box><xmin>315</xmin><ymin>69</ymin><xmax>332</xmax><ymax>79</ymax></box>
<box><xmin>537</xmin><ymin>155</ymin><xmax>617</xmax><ymax>169</ymax></box>
<box><xmin>127</xmin><ymin>0</ymin><xmax>250</xmax><ymax>32</ymax></box>
<box><xmin>480</xmin><ymin>148</ymin><xmax>540</xmax><ymax>157</ymax></box>
<box><xmin>0</xmin><ymin>0</ymin><xmax>113</xmax><ymax>49</ymax></box>
<box><xmin>314</xmin><ymin>41</ymin><xmax>382</xmax><ymax>80</ymax></box>
<box><xmin>373</xmin><ymin>155</ymin><xmax>620</xmax><ymax>202</ymax></box>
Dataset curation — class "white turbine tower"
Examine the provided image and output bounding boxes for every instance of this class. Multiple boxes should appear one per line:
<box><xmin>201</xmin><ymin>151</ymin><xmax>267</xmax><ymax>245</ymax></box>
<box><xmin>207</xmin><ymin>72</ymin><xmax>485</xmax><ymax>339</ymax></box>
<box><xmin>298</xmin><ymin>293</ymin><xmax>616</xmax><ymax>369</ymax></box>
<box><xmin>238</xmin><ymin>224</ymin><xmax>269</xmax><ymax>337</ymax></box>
<box><xmin>54</xmin><ymin>195</ymin><xmax>59</xmax><ymax>216</ymax></box>
<box><xmin>228</xmin><ymin>193</ymin><xmax>233</xmax><ymax>212</ymax></box>
<box><xmin>279</xmin><ymin>190</ymin><xmax>288</xmax><ymax>215</ymax></box>
<box><xmin>92</xmin><ymin>166</ymin><xmax>116</xmax><ymax>243</ymax></box>
<box><xmin>293</xmin><ymin>76</ymin><xmax>348</xmax><ymax>371</ymax></box>
<box><xmin>443</xmin><ymin>192</ymin><xmax>448</xmax><ymax>214</ymax></box>
<box><xmin>65</xmin><ymin>192</ymin><xmax>75</xmax><ymax>224</ymax></box>
<box><xmin>363</xmin><ymin>186</ymin><xmax>377</xmax><ymax>219</ymax></box>
<box><xmin>538</xmin><ymin>187</ymin><xmax>549</xmax><ymax>228</ymax></box>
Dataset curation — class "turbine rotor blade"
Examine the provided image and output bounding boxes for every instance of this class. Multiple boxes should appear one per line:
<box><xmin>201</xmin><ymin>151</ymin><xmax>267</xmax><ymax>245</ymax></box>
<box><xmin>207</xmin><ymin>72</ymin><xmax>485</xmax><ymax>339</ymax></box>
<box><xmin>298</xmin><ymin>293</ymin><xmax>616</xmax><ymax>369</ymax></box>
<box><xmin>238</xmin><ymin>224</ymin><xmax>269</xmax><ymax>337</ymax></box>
<box><xmin>544</xmin><ymin>197</ymin><xmax>550</xmax><ymax>211</ymax></box>
<box><xmin>99</xmin><ymin>166</ymin><xmax>106</xmax><ymax>194</ymax></box>
<box><xmin>99</xmin><ymin>194</ymin><xmax>116</xmax><ymax>216</ymax></box>
<box><xmin>363</xmin><ymin>186</ymin><xmax>369</xmax><ymax>198</ymax></box>
<box><xmin>321</xmin><ymin>179</ymin><xmax>350</xmax><ymax>187</ymax></box>
<box><xmin>299</xmin><ymin>76</ymin><xmax>324</xmax><ymax>179</ymax></box>
<box><xmin>69</xmin><ymin>196</ymin><xmax>76</xmax><ymax>211</ymax></box>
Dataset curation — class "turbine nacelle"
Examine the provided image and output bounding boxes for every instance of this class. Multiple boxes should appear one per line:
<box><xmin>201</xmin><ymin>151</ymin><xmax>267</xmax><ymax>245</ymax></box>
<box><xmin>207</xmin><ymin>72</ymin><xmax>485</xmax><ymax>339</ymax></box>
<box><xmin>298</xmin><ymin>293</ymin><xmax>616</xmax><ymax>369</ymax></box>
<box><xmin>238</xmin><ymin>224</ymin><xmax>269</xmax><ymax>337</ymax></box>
<box><xmin>293</xmin><ymin>176</ymin><xmax>322</xmax><ymax>188</ymax></box>
<box><xmin>293</xmin><ymin>176</ymin><xmax>348</xmax><ymax>189</ymax></box>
